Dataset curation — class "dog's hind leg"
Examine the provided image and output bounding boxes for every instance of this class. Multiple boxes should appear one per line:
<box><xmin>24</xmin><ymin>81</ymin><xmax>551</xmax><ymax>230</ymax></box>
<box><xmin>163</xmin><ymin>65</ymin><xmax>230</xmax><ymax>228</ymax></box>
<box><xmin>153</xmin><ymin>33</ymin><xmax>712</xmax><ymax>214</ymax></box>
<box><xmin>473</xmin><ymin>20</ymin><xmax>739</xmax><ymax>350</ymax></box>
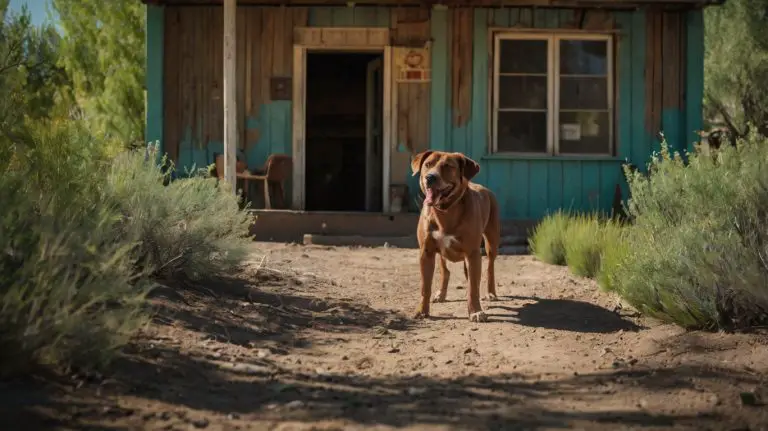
<box><xmin>483</xmin><ymin>195</ymin><xmax>501</xmax><ymax>301</ymax></box>
<box><xmin>483</xmin><ymin>235</ymin><xmax>498</xmax><ymax>301</ymax></box>
<box><xmin>433</xmin><ymin>256</ymin><xmax>450</xmax><ymax>303</ymax></box>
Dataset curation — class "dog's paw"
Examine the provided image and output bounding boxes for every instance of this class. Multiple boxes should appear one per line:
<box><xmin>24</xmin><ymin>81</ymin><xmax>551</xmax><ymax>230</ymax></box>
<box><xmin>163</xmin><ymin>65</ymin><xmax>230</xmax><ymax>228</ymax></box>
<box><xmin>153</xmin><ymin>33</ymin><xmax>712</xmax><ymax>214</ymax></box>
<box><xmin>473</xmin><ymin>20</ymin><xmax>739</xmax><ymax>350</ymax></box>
<box><xmin>413</xmin><ymin>310</ymin><xmax>430</xmax><ymax>320</ymax></box>
<box><xmin>469</xmin><ymin>311</ymin><xmax>488</xmax><ymax>323</ymax></box>
<box><xmin>432</xmin><ymin>293</ymin><xmax>447</xmax><ymax>303</ymax></box>
<box><xmin>483</xmin><ymin>293</ymin><xmax>498</xmax><ymax>302</ymax></box>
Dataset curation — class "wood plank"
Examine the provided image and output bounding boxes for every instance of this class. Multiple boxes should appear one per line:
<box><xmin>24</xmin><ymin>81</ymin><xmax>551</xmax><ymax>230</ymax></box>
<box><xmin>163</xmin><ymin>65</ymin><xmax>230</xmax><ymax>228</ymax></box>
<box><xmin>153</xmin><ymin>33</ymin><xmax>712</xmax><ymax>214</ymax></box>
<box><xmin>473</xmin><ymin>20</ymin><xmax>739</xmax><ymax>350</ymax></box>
<box><xmin>163</xmin><ymin>8</ymin><xmax>180</xmax><ymax>161</ymax></box>
<box><xmin>251</xmin><ymin>8</ymin><xmax>263</xmax><ymax>127</ymax></box>
<box><xmin>460</xmin><ymin>8</ymin><xmax>473</xmax><ymax>127</ymax></box>
<box><xmin>212</xmin><ymin>7</ymin><xmax>224</xmax><ymax>145</ymax></box>
<box><xmin>237</xmin><ymin>10</ymin><xmax>247</xmax><ymax>150</ymax></box>
<box><xmin>292</xmin><ymin>46</ymin><xmax>306</xmax><ymax>209</ymax></box>
<box><xmin>450</xmin><ymin>8</ymin><xmax>473</xmax><ymax>127</ymax></box>
<box><xmin>652</xmin><ymin>10</ymin><xmax>663</xmax><ymax>141</ymax></box>
<box><xmin>273</xmin><ymin>7</ymin><xmax>286</xmax><ymax>77</ymax></box>
<box><xmin>223</xmin><ymin>0</ymin><xmax>238</xmax><ymax>192</ymax></box>
<box><xmin>199</xmin><ymin>8</ymin><xmax>207</xmax><ymax>148</ymax></box>
<box><xmin>262</xmin><ymin>9</ymin><xmax>275</xmax><ymax>103</ymax></box>
<box><xmin>245</xmin><ymin>9</ymin><xmax>253</xmax><ymax>118</ymax></box>
<box><xmin>644</xmin><ymin>9</ymin><xmax>663</xmax><ymax>136</ymax></box>
<box><xmin>383</xmin><ymin>45</ymin><xmax>393</xmax><ymax>212</ymax></box>
<box><xmin>661</xmin><ymin>11</ymin><xmax>680</xmax><ymax>110</ymax></box>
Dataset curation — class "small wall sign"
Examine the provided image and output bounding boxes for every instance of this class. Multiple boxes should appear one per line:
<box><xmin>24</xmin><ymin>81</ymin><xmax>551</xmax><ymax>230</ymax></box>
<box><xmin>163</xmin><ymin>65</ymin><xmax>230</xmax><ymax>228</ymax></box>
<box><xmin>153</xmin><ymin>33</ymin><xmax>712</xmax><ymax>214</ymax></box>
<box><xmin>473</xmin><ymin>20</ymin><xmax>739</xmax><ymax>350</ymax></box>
<box><xmin>270</xmin><ymin>76</ymin><xmax>292</xmax><ymax>101</ymax></box>
<box><xmin>395</xmin><ymin>47</ymin><xmax>431</xmax><ymax>83</ymax></box>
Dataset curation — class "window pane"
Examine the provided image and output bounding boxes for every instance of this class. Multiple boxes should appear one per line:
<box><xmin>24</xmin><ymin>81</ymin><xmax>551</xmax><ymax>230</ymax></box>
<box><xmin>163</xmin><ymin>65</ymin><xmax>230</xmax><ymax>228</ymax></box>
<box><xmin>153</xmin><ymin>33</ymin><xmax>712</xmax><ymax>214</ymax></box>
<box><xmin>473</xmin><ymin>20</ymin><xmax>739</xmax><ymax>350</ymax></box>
<box><xmin>499</xmin><ymin>76</ymin><xmax>548</xmax><ymax>110</ymax></box>
<box><xmin>559</xmin><ymin>40</ymin><xmax>608</xmax><ymax>75</ymax></box>
<box><xmin>559</xmin><ymin>77</ymin><xmax>608</xmax><ymax>110</ymax></box>
<box><xmin>499</xmin><ymin>39</ymin><xmax>548</xmax><ymax>74</ymax></box>
<box><xmin>497</xmin><ymin>111</ymin><xmax>548</xmax><ymax>152</ymax></box>
<box><xmin>558</xmin><ymin>111</ymin><xmax>610</xmax><ymax>154</ymax></box>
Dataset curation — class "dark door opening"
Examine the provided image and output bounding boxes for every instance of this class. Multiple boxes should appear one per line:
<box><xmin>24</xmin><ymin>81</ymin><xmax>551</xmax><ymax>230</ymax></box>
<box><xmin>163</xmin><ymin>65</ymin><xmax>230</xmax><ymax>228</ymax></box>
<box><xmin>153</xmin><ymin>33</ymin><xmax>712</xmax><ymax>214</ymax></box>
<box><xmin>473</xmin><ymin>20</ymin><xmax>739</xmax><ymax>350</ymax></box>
<box><xmin>305</xmin><ymin>51</ymin><xmax>384</xmax><ymax>212</ymax></box>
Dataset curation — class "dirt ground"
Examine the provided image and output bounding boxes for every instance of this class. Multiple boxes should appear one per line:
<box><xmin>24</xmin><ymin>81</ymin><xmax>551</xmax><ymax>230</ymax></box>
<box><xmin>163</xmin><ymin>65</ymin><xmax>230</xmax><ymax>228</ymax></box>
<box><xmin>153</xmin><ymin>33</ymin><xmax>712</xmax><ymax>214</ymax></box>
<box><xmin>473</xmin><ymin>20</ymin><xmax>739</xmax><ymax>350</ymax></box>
<box><xmin>3</xmin><ymin>242</ymin><xmax>768</xmax><ymax>431</ymax></box>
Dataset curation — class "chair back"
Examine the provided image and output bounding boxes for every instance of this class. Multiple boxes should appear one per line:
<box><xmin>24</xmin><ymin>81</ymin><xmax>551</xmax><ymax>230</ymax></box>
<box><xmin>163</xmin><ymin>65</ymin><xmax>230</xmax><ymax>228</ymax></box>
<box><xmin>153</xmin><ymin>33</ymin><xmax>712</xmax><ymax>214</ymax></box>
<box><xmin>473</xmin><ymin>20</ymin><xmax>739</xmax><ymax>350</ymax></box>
<box><xmin>214</xmin><ymin>154</ymin><xmax>247</xmax><ymax>178</ymax></box>
<box><xmin>264</xmin><ymin>154</ymin><xmax>292</xmax><ymax>181</ymax></box>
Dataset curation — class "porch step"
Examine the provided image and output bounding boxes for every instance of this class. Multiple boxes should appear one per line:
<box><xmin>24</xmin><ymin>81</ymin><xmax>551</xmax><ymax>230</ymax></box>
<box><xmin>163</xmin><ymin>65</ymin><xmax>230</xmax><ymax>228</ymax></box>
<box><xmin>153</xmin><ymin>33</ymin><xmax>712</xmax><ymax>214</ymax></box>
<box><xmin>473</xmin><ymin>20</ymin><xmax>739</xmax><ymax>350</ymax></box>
<box><xmin>303</xmin><ymin>234</ymin><xmax>417</xmax><ymax>248</ymax></box>
<box><xmin>250</xmin><ymin>209</ymin><xmax>537</xmax><ymax>245</ymax></box>
<box><xmin>302</xmin><ymin>233</ymin><xmax>529</xmax><ymax>255</ymax></box>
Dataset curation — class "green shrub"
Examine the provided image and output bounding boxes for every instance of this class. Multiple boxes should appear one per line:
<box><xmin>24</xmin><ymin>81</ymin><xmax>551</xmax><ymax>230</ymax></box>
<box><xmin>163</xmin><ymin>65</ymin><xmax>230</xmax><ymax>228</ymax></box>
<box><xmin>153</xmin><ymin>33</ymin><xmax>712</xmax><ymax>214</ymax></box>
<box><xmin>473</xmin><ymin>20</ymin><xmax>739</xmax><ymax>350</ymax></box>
<box><xmin>596</xmin><ymin>223</ymin><xmax>629</xmax><ymax>292</ymax></box>
<box><xmin>608</xmin><ymin>133</ymin><xmax>768</xmax><ymax>330</ymax></box>
<box><xmin>563</xmin><ymin>214</ymin><xmax>625</xmax><ymax>279</ymax></box>
<box><xmin>0</xmin><ymin>121</ymin><xmax>150</xmax><ymax>376</ymax></box>
<box><xmin>104</xmin><ymin>145</ymin><xmax>253</xmax><ymax>283</ymax></box>
<box><xmin>530</xmin><ymin>211</ymin><xmax>571</xmax><ymax>265</ymax></box>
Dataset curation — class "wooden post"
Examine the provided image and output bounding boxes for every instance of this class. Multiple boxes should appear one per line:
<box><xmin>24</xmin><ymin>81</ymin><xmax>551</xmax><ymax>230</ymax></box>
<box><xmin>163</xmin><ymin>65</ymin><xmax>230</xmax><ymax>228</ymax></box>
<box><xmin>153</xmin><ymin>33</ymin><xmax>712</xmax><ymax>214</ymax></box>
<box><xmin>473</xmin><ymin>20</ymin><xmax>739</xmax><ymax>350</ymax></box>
<box><xmin>223</xmin><ymin>0</ymin><xmax>237</xmax><ymax>194</ymax></box>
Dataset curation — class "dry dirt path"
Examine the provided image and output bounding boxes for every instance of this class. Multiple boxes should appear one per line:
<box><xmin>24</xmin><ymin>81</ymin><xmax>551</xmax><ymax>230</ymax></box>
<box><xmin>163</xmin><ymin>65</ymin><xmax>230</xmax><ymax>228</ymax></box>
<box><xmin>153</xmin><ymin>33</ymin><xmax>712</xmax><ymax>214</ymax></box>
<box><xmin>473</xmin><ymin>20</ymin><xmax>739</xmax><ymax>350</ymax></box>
<box><xmin>4</xmin><ymin>242</ymin><xmax>768</xmax><ymax>431</ymax></box>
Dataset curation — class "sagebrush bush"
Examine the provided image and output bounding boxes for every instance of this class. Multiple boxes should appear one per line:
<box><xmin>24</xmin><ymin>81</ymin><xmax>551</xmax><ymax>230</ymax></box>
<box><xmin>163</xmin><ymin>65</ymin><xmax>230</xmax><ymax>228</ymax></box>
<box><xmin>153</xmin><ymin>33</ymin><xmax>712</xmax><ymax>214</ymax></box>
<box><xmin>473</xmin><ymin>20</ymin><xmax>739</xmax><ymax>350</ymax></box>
<box><xmin>608</xmin><ymin>133</ymin><xmax>768</xmax><ymax>330</ymax></box>
<box><xmin>0</xmin><ymin>121</ymin><xmax>150</xmax><ymax>376</ymax></box>
<box><xmin>563</xmin><ymin>214</ymin><xmax>624</xmax><ymax>279</ymax></box>
<box><xmin>105</xmin><ymin>144</ymin><xmax>253</xmax><ymax>283</ymax></box>
<box><xmin>530</xmin><ymin>211</ymin><xmax>571</xmax><ymax>265</ymax></box>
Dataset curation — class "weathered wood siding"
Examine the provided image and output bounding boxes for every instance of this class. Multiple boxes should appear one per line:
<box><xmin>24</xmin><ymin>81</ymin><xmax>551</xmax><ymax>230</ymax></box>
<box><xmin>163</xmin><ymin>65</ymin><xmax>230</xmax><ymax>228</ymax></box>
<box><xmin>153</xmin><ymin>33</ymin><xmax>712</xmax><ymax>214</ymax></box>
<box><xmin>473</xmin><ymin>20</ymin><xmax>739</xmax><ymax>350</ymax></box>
<box><xmin>163</xmin><ymin>6</ymin><xmax>307</xmax><ymax>173</ymax></box>
<box><xmin>147</xmin><ymin>5</ymin><xmax>705</xmax><ymax>220</ymax></box>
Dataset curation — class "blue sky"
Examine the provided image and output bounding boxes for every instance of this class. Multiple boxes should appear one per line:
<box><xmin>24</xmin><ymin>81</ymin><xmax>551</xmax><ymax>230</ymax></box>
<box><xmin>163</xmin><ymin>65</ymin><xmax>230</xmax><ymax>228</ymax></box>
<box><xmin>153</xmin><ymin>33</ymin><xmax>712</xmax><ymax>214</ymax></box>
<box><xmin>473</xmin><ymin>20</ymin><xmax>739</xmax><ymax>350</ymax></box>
<box><xmin>9</xmin><ymin>0</ymin><xmax>53</xmax><ymax>26</ymax></box>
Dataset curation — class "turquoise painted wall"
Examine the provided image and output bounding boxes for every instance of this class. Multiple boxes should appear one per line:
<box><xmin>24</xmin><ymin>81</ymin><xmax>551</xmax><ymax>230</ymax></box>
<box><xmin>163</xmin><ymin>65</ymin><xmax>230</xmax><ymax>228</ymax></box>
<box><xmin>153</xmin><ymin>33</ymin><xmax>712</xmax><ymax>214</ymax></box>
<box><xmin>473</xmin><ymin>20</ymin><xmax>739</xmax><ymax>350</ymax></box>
<box><xmin>427</xmin><ymin>7</ymin><xmax>704</xmax><ymax>220</ymax></box>
<box><xmin>145</xmin><ymin>4</ymin><xmax>164</xmax><ymax>151</ymax></box>
<box><xmin>148</xmin><ymin>5</ymin><xmax>705</xmax><ymax>220</ymax></box>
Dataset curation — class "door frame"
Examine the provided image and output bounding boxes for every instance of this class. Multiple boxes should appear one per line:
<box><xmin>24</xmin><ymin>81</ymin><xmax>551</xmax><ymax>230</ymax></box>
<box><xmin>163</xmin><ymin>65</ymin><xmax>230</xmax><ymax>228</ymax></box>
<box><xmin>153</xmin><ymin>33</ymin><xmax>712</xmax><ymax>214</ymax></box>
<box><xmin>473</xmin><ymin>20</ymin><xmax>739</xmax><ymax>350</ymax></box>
<box><xmin>365</xmin><ymin>56</ymin><xmax>383</xmax><ymax>212</ymax></box>
<box><xmin>292</xmin><ymin>38</ymin><xmax>393</xmax><ymax>212</ymax></box>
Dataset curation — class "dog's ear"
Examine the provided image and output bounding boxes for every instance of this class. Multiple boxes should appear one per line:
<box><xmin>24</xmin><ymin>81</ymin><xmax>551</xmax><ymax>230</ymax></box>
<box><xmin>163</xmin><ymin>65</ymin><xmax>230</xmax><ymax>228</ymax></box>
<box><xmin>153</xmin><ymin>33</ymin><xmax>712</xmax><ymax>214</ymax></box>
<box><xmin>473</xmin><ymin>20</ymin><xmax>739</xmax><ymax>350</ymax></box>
<box><xmin>410</xmin><ymin>151</ymin><xmax>433</xmax><ymax>176</ymax></box>
<box><xmin>459</xmin><ymin>154</ymin><xmax>480</xmax><ymax>181</ymax></box>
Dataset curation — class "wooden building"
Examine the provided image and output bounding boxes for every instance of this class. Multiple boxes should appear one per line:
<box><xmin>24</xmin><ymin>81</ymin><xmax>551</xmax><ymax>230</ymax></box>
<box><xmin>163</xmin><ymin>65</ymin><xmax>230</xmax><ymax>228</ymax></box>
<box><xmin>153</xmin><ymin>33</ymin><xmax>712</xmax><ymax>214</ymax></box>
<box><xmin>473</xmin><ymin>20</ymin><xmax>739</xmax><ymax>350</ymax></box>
<box><xmin>143</xmin><ymin>0</ymin><xmax>720</xmax><ymax>222</ymax></box>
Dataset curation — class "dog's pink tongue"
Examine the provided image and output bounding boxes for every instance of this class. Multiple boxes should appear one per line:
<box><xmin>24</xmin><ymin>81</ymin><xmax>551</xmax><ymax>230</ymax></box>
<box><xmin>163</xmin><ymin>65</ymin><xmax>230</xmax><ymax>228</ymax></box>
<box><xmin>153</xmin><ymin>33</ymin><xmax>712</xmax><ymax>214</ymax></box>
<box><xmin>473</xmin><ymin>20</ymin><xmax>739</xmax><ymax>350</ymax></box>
<box><xmin>424</xmin><ymin>188</ymin><xmax>435</xmax><ymax>205</ymax></box>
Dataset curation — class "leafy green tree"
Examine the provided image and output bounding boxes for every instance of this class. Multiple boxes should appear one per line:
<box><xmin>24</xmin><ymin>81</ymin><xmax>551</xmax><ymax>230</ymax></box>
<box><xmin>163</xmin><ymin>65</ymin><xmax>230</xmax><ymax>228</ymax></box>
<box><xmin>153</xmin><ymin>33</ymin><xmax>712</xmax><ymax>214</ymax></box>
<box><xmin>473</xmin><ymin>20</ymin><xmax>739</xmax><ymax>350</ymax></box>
<box><xmin>0</xmin><ymin>0</ymin><xmax>71</xmax><ymax>142</ymax></box>
<box><xmin>52</xmin><ymin>0</ymin><xmax>145</xmax><ymax>147</ymax></box>
<box><xmin>704</xmin><ymin>0</ymin><xmax>768</xmax><ymax>140</ymax></box>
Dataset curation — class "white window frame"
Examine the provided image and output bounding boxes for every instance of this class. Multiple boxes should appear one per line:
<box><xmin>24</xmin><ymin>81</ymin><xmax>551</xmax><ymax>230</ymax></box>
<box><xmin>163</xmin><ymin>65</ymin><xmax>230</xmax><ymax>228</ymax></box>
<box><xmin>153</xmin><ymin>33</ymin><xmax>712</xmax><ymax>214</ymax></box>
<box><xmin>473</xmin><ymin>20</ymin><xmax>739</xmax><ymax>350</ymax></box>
<box><xmin>491</xmin><ymin>32</ymin><xmax>614</xmax><ymax>156</ymax></box>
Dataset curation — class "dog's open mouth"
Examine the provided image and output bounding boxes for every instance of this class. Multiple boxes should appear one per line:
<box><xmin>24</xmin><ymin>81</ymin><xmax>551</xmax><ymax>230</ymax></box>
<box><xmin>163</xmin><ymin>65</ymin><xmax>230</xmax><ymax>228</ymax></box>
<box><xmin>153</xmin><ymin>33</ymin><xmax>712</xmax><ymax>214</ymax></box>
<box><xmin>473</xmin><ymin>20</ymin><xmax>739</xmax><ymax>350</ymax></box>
<box><xmin>424</xmin><ymin>185</ymin><xmax>454</xmax><ymax>206</ymax></box>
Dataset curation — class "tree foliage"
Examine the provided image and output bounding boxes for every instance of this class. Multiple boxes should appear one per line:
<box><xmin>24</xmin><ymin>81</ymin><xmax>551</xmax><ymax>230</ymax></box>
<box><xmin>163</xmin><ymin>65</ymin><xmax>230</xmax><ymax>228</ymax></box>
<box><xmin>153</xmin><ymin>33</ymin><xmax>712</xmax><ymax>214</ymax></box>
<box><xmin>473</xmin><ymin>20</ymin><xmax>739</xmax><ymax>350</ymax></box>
<box><xmin>52</xmin><ymin>0</ymin><xmax>145</xmax><ymax>147</ymax></box>
<box><xmin>704</xmin><ymin>0</ymin><xmax>768</xmax><ymax>140</ymax></box>
<box><xmin>0</xmin><ymin>0</ymin><xmax>70</xmax><ymax>141</ymax></box>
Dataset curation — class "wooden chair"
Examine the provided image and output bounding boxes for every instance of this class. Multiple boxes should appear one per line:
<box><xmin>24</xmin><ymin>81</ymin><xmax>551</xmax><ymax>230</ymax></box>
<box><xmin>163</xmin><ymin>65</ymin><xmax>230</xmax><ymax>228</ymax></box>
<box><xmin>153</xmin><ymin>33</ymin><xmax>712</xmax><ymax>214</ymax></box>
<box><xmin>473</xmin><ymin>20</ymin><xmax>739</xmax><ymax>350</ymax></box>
<box><xmin>216</xmin><ymin>154</ymin><xmax>292</xmax><ymax>209</ymax></box>
<box><xmin>244</xmin><ymin>154</ymin><xmax>292</xmax><ymax>209</ymax></box>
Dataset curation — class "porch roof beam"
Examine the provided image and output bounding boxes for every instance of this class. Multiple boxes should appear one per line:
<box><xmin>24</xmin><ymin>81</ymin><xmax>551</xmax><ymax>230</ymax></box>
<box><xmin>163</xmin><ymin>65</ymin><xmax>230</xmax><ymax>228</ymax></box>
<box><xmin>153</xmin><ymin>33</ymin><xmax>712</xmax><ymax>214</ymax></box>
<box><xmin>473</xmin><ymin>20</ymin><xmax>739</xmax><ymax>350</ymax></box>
<box><xmin>142</xmin><ymin>0</ymin><xmax>727</xmax><ymax>8</ymax></box>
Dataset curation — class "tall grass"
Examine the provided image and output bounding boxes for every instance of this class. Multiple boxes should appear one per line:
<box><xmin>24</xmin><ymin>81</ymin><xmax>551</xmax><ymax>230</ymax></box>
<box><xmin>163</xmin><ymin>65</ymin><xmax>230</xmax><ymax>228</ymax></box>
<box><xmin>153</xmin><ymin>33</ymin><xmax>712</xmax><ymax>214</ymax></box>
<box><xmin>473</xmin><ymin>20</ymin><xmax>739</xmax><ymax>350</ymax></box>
<box><xmin>530</xmin><ymin>211</ymin><xmax>571</xmax><ymax>265</ymax></box>
<box><xmin>563</xmin><ymin>214</ymin><xmax>625</xmax><ymax>279</ymax></box>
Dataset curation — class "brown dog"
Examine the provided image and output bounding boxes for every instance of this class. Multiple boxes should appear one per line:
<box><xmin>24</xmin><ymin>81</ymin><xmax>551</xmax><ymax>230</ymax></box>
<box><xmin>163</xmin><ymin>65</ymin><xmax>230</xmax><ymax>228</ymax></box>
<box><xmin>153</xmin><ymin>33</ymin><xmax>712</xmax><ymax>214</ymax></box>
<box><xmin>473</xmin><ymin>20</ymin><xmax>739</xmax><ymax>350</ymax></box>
<box><xmin>411</xmin><ymin>150</ymin><xmax>501</xmax><ymax>322</ymax></box>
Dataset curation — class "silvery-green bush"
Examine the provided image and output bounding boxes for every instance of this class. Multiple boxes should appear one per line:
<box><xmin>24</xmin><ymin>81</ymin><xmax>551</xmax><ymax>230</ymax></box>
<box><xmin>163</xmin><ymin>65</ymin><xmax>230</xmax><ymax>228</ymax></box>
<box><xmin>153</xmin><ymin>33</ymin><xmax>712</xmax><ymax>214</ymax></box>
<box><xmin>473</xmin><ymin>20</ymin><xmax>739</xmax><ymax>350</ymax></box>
<box><xmin>105</xmin><ymin>144</ymin><xmax>253</xmax><ymax>283</ymax></box>
<box><xmin>0</xmin><ymin>121</ymin><xmax>150</xmax><ymax>376</ymax></box>
<box><xmin>604</xmin><ymin>132</ymin><xmax>768</xmax><ymax>330</ymax></box>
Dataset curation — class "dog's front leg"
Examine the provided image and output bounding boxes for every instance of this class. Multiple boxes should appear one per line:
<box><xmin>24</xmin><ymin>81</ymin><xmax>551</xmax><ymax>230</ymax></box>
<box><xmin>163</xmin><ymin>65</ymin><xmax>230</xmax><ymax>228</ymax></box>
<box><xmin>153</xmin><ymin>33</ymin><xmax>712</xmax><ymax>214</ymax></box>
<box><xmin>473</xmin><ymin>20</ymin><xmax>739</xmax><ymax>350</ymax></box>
<box><xmin>415</xmin><ymin>249</ymin><xmax>436</xmax><ymax>319</ymax></box>
<box><xmin>466</xmin><ymin>250</ymin><xmax>487</xmax><ymax>322</ymax></box>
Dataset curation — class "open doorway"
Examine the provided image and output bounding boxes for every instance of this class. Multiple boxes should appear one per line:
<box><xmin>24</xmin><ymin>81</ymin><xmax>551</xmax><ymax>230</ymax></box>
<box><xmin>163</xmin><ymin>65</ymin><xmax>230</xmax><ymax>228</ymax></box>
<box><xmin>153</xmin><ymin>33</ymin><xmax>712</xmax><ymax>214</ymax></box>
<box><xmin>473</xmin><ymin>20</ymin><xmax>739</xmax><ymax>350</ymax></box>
<box><xmin>304</xmin><ymin>51</ymin><xmax>384</xmax><ymax>212</ymax></box>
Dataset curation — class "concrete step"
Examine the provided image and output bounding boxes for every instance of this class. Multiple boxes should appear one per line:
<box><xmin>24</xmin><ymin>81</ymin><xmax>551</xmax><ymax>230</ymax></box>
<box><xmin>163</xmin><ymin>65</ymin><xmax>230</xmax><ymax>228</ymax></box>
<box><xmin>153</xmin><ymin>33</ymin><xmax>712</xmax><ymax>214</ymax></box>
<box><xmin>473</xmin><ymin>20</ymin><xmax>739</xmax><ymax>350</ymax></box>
<box><xmin>250</xmin><ymin>210</ymin><xmax>537</xmax><ymax>244</ymax></box>
<box><xmin>302</xmin><ymin>234</ymin><xmax>530</xmax><ymax>255</ymax></box>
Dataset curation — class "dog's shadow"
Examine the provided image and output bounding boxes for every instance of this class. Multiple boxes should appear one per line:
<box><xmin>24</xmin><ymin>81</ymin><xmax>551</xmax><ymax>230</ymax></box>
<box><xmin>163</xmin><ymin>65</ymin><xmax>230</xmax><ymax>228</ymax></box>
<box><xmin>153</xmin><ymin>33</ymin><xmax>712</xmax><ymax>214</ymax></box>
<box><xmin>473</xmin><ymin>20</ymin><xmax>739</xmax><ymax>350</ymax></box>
<box><xmin>480</xmin><ymin>295</ymin><xmax>642</xmax><ymax>333</ymax></box>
